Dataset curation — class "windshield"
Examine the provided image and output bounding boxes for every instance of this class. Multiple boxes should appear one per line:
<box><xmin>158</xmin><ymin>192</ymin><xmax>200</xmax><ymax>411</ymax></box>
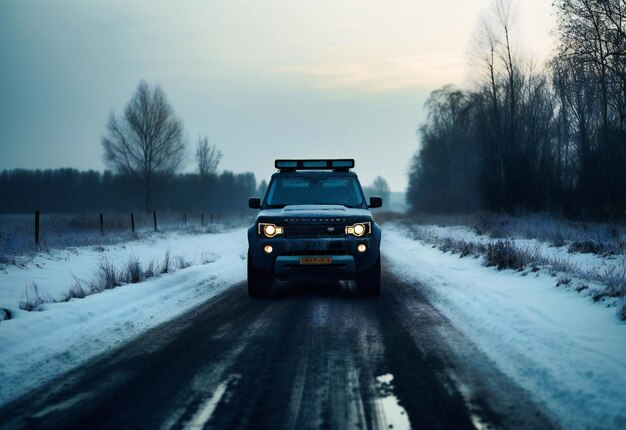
<box><xmin>265</xmin><ymin>175</ymin><xmax>366</xmax><ymax>208</ymax></box>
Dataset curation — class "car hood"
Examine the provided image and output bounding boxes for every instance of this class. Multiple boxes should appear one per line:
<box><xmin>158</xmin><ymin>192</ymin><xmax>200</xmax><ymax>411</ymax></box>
<box><xmin>258</xmin><ymin>205</ymin><xmax>371</xmax><ymax>219</ymax></box>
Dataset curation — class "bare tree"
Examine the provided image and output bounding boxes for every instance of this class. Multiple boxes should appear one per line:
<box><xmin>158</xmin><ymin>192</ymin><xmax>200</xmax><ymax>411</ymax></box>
<box><xmin>369</xmin><ymin>176</ymin><xmax>391</xmax><ymax>203</ymax></box>
<box><xmin>195</xmin><ymin>137</ymin><xmax>223</xmax><ymax>177</ymax></box>
<box><xmin>257</xmin><ymin>179</ymin><xmax>268</xmax><ymax>197</ymax></box>
<box><xmin>102</xmin><ymin>80</ymin><xmax>186</xmax><ymax>211</ymax></box>
<box><xmin>554</xmin><ymin>0</ymin><xmax>626</xmax><ymax>210</ymax></box>
<box><xmin>407</xmin><ymin>0</ymin><xmax>626</xmax><ymax>217</ymax></box>
<box><xmin>468</xmin><ymin>0</ymin><xmax>522</xmax><ymax>209</ymax></box>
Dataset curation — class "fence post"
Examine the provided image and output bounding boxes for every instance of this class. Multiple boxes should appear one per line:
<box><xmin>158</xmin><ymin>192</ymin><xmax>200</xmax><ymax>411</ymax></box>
<box><xmin>131</xmin><ymin>213</ymin><xmax>135</xmax><ymax>233</ymax></box>
<box><xmin>210</xmin><ymin>213</ymin><xmax>213</xmax><ymax>224</ymax></box>
<box><xmin>34</xmin><ymin>210</ymin><xmax>40</xmax><ymax>244</ymax></box>
<box><xmin>184</xmin><ymin>212</ymin><xmax>187</xmax><ymax>227</ymax></box>
<box><xmin>153</xmin><ymin>210</ymin><xmax>157</xmax><ymax>232</ymax></box>
<box><xmin>99</xmin><ymin>213</ymin><xmax>104</xmax><ymax>235</ymax></box>
<box><xmin>201</xmin><ymin>213</ymin><xmax>204</xmax><ymax>227</ymax></box>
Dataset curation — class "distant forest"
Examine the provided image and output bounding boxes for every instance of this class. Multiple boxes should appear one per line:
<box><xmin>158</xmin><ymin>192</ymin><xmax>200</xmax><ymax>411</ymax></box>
<box><xmin>0</xmin><ymin>169</ymin><xmax>257</xmax><ymax>214</ymax></box>
<box><xmin>407</xmin><ymin>0</ymin><xmax>626</xmax><ymax>219</ymax></box>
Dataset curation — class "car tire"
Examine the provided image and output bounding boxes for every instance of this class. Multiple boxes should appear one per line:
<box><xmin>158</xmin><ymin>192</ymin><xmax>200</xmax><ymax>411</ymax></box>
<box><xmin>247</xmin><ymin>252</ymin><xmax>273</xmax><ymax>298</ymax></box>
<box><xmin>357</xmin><ymin>256</ymin><xmax>381</xmax><ymax>297</ymax></box>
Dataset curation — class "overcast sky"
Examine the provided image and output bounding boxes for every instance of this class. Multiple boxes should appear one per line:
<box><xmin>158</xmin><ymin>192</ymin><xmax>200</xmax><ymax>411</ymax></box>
<box><xmin>0</xmin><ymin>0</ymin><xmax>555</xmax><ymax>191</ymax></box>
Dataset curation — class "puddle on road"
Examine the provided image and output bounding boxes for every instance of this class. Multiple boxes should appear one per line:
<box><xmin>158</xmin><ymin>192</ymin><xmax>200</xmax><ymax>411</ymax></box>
<box><xmin>375</xmin><ymin>373</ymin><xmax>411</xmax><ymax>430</ymax></box>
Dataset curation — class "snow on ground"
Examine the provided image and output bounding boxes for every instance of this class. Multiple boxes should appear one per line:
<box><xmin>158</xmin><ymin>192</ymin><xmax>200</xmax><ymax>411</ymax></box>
<box><xmin>407</xmin><ymin>222</ymin><xmax>620</xmax><ymax>276</ymax></box>
<box><xmin>0</xmin><ymin>229</ymin><xmax>243</xmax><ymax>310</ymax></box>
<box><xmin>383</xmin><ymin>223</ymin><xmax>626</xmax><ymax>429</ymax></box>
<box><xmin>0</xmin><ymin>229</ymin><xmax>248</xmax><ymax>405</ymax></box>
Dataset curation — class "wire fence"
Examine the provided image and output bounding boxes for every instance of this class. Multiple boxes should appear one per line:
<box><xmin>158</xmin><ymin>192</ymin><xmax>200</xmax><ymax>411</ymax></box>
<box><xmin>0</xmin><ymin>210</ymin><xmax>256</xmax><ymax>261</ymax></box>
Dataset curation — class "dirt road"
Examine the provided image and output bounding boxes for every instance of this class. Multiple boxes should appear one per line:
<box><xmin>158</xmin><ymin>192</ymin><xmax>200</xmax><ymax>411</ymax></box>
<box><xmin>0</xmin><ymin>264</ymin><xmax>555</xmax><ymax>429</ymax></box>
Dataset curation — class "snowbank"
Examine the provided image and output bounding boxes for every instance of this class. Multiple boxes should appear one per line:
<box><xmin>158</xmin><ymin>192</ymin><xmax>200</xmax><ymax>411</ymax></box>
<box><xmin>383</xmin><ymin>224</ymin><xmax>626</xmax><ymax>429</ymax></box>
<box><xmin>0</xmin><ymin>229</ymin><xmax>248</xmax><ymax>405</ymax></box>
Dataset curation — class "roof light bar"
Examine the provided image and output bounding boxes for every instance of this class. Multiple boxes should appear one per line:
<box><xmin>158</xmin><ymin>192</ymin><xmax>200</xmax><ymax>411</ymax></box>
<box><xmin>275</xmin><ymin>159</ymin><xmax>355</xmax><ymax>171</ymax></box>
<box><xmin>275</xmin><ymin>161</ymin><xmax>298</xmax><ymax>168</ymax></box>
<box><xmin>303</xmin><ymin>161</ymin><xmax>327</xmax><ymax>168</ymax></box>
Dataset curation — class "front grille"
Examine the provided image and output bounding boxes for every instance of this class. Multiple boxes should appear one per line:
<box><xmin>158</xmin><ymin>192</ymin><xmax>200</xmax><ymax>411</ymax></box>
<box><xmin>284</xmin><ymin>224</ymin><xmax>344</xmax><ymax>238</ymax></box>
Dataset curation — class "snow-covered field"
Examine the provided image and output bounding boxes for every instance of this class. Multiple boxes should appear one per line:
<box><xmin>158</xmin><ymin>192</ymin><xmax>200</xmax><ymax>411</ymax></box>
<box><xmin>383</xmin><ymin>223</ymin><xmax>626</xmax><ymax>429</ymax></box>
<box><xmin>0</xmin><ymin>229</ymin><xmax>248</xmax><ymax>405</ymax></box>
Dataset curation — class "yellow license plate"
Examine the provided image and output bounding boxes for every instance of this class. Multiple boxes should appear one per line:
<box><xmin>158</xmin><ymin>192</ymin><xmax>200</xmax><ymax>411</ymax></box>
<box><xmin>299</xmin><ymin>257</ymin><xmax>332</xmax><ymax>265</ymax></box>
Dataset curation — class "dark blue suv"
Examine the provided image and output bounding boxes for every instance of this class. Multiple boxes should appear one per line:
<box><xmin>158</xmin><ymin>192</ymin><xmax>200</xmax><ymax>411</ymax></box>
<box><xmin>247</xmin><ymin>159</ymin><xmax>383</xmax><ymax>297</ymax></box>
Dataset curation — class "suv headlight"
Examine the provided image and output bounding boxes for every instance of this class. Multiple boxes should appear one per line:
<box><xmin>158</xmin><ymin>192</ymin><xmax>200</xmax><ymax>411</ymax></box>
<box><xmin>258</xmin><ymin>223</ymin><xmax>284</xmax><ymax>238</ymax></box>
<box><xmin>345</xmin><ymin>222</ymin><xmax>371</xmax><ymax>237</ymax></box>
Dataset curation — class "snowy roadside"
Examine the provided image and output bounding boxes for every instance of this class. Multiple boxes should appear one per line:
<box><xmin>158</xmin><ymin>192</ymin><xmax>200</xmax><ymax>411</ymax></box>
<box><xmin>0</xmin><ymin>229</ymin><xmax>248</xmax><ymax>405</ymax></box>
<box><xmin>383</xmin><ymin>223</ymin><xmax>626</xmax><ymax>429</ymax></box>
<box><xmin>399</xmin><ymin>220</ymin><xmax>626</xmax><ymax>315</ymax></box>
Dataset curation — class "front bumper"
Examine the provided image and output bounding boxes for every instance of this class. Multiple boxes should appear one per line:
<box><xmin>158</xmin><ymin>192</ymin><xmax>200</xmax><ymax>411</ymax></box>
<box><xmin>274</xmin><ymin>255</ymin><xmax>356</xmax><ymax>281</ymax></box>
<box><xmin>248</xmin><ymin>230</ymin><xmax>381</xmax><ymax>280</ymax></box>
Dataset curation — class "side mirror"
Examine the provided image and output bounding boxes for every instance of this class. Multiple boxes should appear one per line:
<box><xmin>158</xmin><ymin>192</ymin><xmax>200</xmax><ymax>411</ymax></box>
<box><xmin>248</xmin><ymin>197</ymin><xmax>261</xmax><ymax>209</ymax></box>
<box><xmin>369</xmin><ymin>196</ymin><xmax>383</xmax><ymax>208</ymax></box>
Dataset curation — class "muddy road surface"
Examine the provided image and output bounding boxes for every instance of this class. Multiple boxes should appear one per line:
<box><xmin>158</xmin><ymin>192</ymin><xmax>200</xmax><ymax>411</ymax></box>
<box><xmin>0</xmin><ymin>262</ymin><xmax>555</xmax><ymax>429</ymax></box>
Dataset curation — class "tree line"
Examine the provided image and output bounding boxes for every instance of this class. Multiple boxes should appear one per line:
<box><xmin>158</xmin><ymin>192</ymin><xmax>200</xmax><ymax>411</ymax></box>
<box><xmin>0</xmin><ymin>79</ymin><xmax>252</xmax><ymax>214</ymax></box>
<box><xmin>407</xmin><ymin>0</ymin><xmax>626</xmax><ymax>219</ymax></box>
<box><xmin>0</xmin><ymin>168</ymin><xmax>256</xmax><ymax>214</ymax></box>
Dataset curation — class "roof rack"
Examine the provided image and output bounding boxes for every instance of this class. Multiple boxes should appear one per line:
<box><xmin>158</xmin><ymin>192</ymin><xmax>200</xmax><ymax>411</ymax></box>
<box><xmin>275</xmin><ymin>159</ymin><xmax>355</xmax><ymax>172</ymax></box>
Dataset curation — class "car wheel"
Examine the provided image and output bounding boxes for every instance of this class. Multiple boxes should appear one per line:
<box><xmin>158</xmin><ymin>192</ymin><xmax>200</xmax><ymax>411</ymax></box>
<box><xmin>247</xmin><ymin>252</ymin><xmax>273</xmax><ymax>298</ymax></box>
<box><xmin>357</xmin><ymin>256</ymin><xmax>381</xmax><ymax>297</ymax></box>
